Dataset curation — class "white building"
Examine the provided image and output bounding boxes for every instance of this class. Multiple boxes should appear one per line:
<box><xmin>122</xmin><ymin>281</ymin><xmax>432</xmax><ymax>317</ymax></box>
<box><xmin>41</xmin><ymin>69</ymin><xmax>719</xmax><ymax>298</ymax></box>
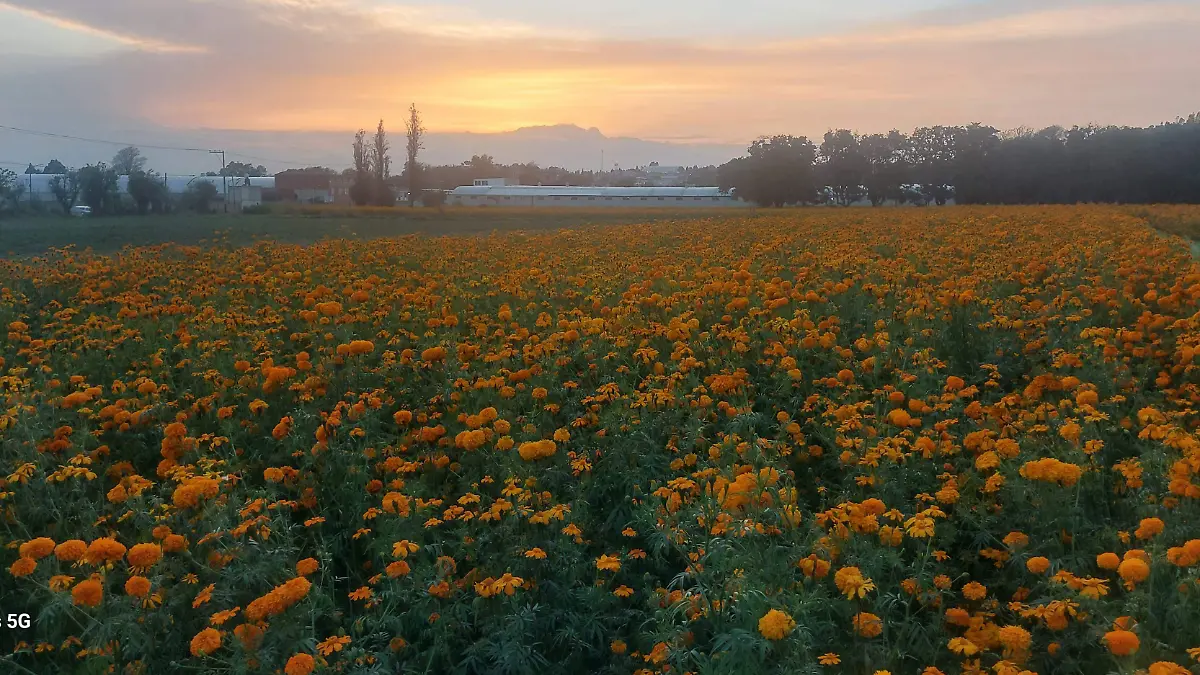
<box><xmin>226</xmin><ymin>177</ymin><xmax>264</xmax><ymax>211</ymax></box>
<box><xmin>13</xmin><ymin>173</ymin><xmax>274</xmax><ymax>205</ymax></box>
<box><xmin>448</xmin><ymin>183</ymin><xmax>745</xmax><ymax>208</ymax></box>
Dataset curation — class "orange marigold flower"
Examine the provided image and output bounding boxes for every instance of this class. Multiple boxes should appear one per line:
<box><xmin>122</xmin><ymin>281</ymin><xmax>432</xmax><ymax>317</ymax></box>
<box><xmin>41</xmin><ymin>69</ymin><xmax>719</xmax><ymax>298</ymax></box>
<box><xmin>998</xmin><ymin>625</ymin><xmax>1032</xmax><ymax>657</ymax></box>
<box><xmin>1104</xmin><ymin>629</ymin><xmax>1140</xmax><ymax>656</ymax></box>
<box><xmin>596</xmin><ymin>554</ymin><xmax>621</xmax><ymax>572</ymax></box>
<box><xmin>244</xmin><ymin>576</ymin><xmax>311</xmax><ymax>622</ymax></box>
<box><xmin>758</xmin><ymin>609</ymin><xmax>796</xmax><ymax>640</ymax></box>
<box><xmin>163</xmin><ymin>534</ymin><xmax>188</xmax><ymax>553</ymax></box>
<box><xmin>1135</xmin><ymin>517</ymin><xmax>1165</xmax><ymax>540</ymax></box>
<box><xmin>1097</xmin><ymin>552</ymin><xmax>1121</xmax><ymax>570</ymax></box>
<box><xmin>316</xmin><ymin>635</ymin><xmax>351</xmax><ymax>656</ymax></box>
<box><xmin>285</xmin><ymin>653</ymin><xmax>316</xmax><ymax>675</ymax></box>
<box><xmin>646</xmin><ymin>642</ymin><xmax>669</xmax><ymax>664</ymax></box>
<box><xmin>55</xmin><ymin>539</ymin><xmax>87</xmax><ymax>562</ymax></box>
<box><xmin>948</xmin><ymin>637</ymin><xmax>979</xmax><ymax>656</ymax></box>
<box><xmin>190</xmin><ymin>628</ymin><xmax>222</xmax><ymax>657</ymax></box>
<box><xmin>853</xmin><ymin>612</ymin><xmax>883</xmax><ymax>638</ymax></box>
<box><xmin>834</xmin><ymin>566</ymin><xmax>876</xmax><ymax>600</ymax></box>
<box><xmin>1026</xmin><ymin>556</ymin><xmax>1051</xmax><ymax>574</ymax></box>
<box><xmin>296</xmin><ymin>558</ymin><xmax>319</xmax><ymax>576</ymax></box>
<box><xmin>386</xmin><ymin>560</ymin><xmax>411</xmax><ymax>578</ymax></box>
<box><xmin>125</xmin><ymin>575</ymin><xmax>151</xmax><ymax>598</ymax></box>
<box><xmin>85</xmin><ymin>537</ymin><xmax>127</xmax><ymax>564</ymax></box>
<box><xmin>420</xmin><ymin>346</ymin><xmax>447</xmax><ymax>362</ymax></box>
<box><xmin>126</xmin><ymin>543</ymin><xmax>162</xmax><ymax>568</ymax></box>
<box><xmin>962</xmin><ymin>581</ymin><xmax>987</xmax><ymax>600</ymax></box>
<box><xmin>1117</xmin><ymin>558</ymin><xmax>1150</xmax><ymax>586</ymax></box>
<box><xmin>234</xmin><ymin>623</ymin><xmax>264</xmax><ymax>650</ymax></box>
<box><xmin>72</xmin><ymin>578</ymin><xmax>104</xmax><ymax>607</ymax></box>
<box><xmin>9</xmin><ymin>557</ymin><xmax>36</xmax><ymax>577</ymax></box>
<box><xmin>19</xmin><ymin>537</ymin><xmax>55</xmax><ymax>560</ymax></box>
<box><xmin>1148</xmin><ymin>663</ymin><xmax>1192</xmax><ymax>675</ymax></box>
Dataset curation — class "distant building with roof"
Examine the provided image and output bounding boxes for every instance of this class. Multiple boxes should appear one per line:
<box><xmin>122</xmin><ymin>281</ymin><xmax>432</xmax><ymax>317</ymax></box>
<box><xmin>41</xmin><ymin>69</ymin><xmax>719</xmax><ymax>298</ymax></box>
<box><xmin>448</xmin><ymin>179</ymin><xmax>744</xmax><ymax>208</ymax></box>
<box><xmin>15</xmin><ymin>173</ymin><xmax>274</xmax><ymax>210</ymax></box>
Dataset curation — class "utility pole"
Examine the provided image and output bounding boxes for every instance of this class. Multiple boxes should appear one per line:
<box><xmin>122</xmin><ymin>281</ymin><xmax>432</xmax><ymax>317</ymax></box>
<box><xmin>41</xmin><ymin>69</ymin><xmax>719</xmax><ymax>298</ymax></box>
<box><xmin>209</xmin><ymin>150</ymin><xmax>227</xmax><ymax>213</ymax></box>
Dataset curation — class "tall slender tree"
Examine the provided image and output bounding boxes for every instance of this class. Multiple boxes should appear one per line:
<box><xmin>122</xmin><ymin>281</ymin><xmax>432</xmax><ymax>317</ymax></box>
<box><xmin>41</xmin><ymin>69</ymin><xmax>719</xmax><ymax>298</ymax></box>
<box><xmin>350</xmin><ymin>129</ymin><xmax>371</xmax><ymax>206</ymax></box>
<box><xmin>405</xmin><ymin>104</ymin><xmax>425</xmax><ymax>207</ymax></box>
<box><xmin>371</xmin><ymin>119</ymin><xmax>393</xmax><ymax>206</ymax></box>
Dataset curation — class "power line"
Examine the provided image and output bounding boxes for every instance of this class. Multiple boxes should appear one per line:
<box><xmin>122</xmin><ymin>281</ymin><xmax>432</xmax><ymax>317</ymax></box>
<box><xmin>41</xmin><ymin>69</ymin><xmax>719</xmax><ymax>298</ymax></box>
<box><xmin>0</xmin><ymin>124</ymin><xmax>213</xmax><ymax>153</ymax></box>
<box><xmin>0</xmin><ymin>124</ymin><xmax>337</xmax><ymax>169</ymax></box>
<box><xmin>225</xmin><ymin>151</ymin><xmax>335</xmax><ymax>168</ymax></box>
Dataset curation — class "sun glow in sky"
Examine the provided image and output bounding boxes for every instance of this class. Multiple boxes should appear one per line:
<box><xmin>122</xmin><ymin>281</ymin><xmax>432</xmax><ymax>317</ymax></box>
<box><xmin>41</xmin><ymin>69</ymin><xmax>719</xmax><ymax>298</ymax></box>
<box><xmin>1</xmin><ymin>0</ymin><xmax>1198</xmax><ymax>164</ymax></box>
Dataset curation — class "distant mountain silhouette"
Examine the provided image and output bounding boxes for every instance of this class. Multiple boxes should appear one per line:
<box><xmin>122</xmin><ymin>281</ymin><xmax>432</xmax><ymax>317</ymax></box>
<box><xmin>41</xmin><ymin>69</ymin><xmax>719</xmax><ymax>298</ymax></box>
<box><xmin>429</xmin><ymin>124</ymin><xmax>743</xmax><ymax>170</ymax></box>
<box><xmin>3</xmin><ymin>121</ymin><xmax>747</xmax><ymax>175</ymax></box>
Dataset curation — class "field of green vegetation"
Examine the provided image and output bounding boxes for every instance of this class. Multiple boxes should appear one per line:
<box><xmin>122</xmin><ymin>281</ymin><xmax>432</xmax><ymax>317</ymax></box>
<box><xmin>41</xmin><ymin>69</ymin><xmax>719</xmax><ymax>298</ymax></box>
<box><xmin>0</xmin><ymin>207</ymin><xmax>755</xmax><ymax>258</ymax></box>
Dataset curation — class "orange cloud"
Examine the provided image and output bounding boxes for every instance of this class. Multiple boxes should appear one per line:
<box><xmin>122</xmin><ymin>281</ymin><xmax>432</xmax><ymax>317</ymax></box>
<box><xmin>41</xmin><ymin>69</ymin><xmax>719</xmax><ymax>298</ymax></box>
<box><xmin>2</xmin><ymin>0</ymin><xmax>1198</xmax><ymax>148</ymax></box>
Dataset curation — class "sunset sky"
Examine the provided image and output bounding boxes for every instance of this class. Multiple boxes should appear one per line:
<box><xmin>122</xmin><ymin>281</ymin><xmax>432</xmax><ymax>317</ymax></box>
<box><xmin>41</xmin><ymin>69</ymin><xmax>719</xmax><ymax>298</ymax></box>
<box><xmin>1</xmin><ymin>0</ymin><xmax>1198</xmax><ymax>170</ymax></box>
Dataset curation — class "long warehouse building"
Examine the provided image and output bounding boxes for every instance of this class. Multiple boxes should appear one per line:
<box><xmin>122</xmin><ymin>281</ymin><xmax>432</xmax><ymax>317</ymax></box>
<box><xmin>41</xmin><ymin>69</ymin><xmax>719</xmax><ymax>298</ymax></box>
<box><xmin>13</xmin><ymin>174</ymin><xmax>275</xmax><ymax>204</ymax></box>
<box><xmin>447</xmin><ymin>181</ymin><xmax>745</xmax><ymax>208</ymax></box>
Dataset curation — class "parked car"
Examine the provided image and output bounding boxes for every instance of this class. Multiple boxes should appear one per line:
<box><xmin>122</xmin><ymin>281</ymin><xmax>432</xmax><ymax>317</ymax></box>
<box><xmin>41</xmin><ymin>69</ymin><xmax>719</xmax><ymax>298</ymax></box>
<box><xmin>69</xmin><ymin>205</ymin><xmax>92</xmax><ymax>217</ymax></box>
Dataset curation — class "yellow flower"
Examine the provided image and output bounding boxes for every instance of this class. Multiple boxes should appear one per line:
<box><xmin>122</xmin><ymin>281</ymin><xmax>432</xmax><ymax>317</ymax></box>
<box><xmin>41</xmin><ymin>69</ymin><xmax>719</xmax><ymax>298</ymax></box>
<box><xmin>316</xmin><ymin>635</ymin><xmax>351</xmax><ymax>656</ymax></box>
<box><xmin>834</xmin><ymin>566</ymin><xmax>876</xmax><ymax>599</ymax></box>
<box><xmin>948</xmin><ymin>637</ymin><xmax>979</xmax><ymax>656</ymax></box>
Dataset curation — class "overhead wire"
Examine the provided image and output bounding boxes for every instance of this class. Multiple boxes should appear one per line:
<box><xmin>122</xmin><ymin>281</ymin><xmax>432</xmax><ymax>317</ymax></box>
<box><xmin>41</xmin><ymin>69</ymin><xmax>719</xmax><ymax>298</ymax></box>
<box><xmin>0</xmin><ymin>124</ymin><xmax>338</xmax><ymax>169</ymax></box>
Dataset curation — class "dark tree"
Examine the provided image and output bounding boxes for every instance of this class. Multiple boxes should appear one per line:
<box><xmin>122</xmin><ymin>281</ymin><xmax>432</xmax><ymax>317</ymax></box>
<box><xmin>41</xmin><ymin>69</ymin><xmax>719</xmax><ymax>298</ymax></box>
<box><xmin>182</xmin><ymin>181</ymin><xmax>219</xmax><ymax>214</ymax></box>
<box><xmin>0</xmin><ymin>168</ymin><xmax>21</xmax><ymax>214</ymax></box>
<box><xmin>860</xmin><ymin>131</ymin><xmax>910</xmax><ymax>206</ymax></box>
<box><xmin>49</xmin><ymin>171</ymin><xmax>80</xmax><ymax>213</ymax></box>
<box><xmin>404</xmin><ymin>103</ymin><xmax>425</xmax><ymax>207</ymax></box>
<box><xmin>77</xmin><ymin>164</ymin><xmax>121</xmax><ymax>214</ymax></box>
<box><xmin>25</xmin><ymin>163</ymin><xmax>38</xmax><ymax>175</ymax></box>
<box><xmin>717</xmin><ymin>135</ymin><xmax>818</xmax><ymax>207</ymax></box>
<box><xmin>952</xmin><ymin>123</ymin><xmax>1000</xmax><ymax>204</ymax></box>
<box><xmin>128</xmin><ymin>171</ymin><xmax>169</xmax><ymax>214</ymax></box>
<box><xmin>351</xmin><ymin>129</ymin><xmax>372</xmax><ymax>206</ymax></box>
<box><xmin>467</xmin><ymin>154</ymin><xmax>496</xmax><ymax>177</ymax></box>
<box><xmin>370</xmin><ymin>119</ymin><xmax>393</xmax><ymax>206</ymax></box>
<box><xmin>43</xmin><ymin>159</ymin><xmax>68</xmax><ymax>175</ymax></box>
<box><xmin>221</xmin><ymin>162</ymin><xmax>268</xmax><ymax>177</ymax></box>
<box><xmin>908</xmin><ymin>126</ymin><xmax>959</xmax><ymax>205</ymax></box>
<box><xmin>818</xmin><ymin>129</ymin><xmax>868</xmax><ymax>206</ymax></box>
<box><xmin>111</xmin><ymin>146</ymin><xmax>146</xmax><ymax>175</ymax></box>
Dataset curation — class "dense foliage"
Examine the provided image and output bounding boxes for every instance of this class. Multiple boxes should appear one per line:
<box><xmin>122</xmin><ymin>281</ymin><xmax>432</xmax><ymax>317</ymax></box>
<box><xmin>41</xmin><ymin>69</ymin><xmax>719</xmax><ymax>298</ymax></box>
<box><xmin>718</xmin><ymin>115</ymin><xmax>1200</xmax><ymax>207</ymax></box>
<box><xmin>4</xmin><ymin>206</ymin><xmax>1200</xmax><ymax>675</ymax></box>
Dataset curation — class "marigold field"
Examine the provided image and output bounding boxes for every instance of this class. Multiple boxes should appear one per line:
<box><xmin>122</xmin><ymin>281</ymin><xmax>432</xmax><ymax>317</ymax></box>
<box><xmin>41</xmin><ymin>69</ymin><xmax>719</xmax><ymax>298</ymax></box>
<box><xmin>4</xmin><ymin>205</ymin><xmax>1200</xmax><ymax>675</ymax></box>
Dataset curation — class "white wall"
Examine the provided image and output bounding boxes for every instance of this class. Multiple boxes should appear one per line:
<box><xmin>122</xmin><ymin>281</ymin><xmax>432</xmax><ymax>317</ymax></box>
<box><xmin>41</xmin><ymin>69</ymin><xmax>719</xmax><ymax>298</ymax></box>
<box><xmin>449</xmin><ymin>194</ymin><xmax>747</xmax><ymax>208</ymax></box>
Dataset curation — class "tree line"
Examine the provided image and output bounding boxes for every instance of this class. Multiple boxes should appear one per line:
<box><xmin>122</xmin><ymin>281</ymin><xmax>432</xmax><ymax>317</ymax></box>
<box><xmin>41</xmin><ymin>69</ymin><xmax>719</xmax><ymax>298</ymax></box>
<box><xmin>0</xmin><ymin>145</ymin><xmax>224</xmax><ymax>217</ymax></box>
<box><xmin>717</xmin><ymin>113</ymin><xmax>1200</xmax><ymax>207</ymax></box>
